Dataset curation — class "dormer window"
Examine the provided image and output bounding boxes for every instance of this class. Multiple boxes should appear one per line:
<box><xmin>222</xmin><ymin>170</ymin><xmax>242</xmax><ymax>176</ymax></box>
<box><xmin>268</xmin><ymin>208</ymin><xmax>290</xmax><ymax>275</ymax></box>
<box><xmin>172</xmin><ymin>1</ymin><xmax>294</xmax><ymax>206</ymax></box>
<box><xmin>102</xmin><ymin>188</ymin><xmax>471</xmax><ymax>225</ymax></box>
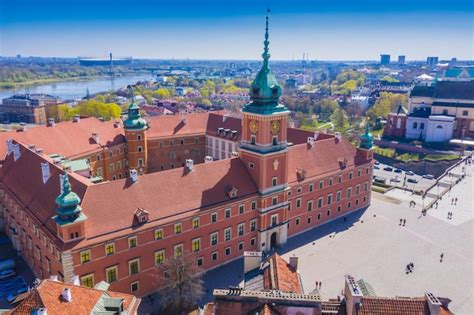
<box><xmin>225</xmin><ymin>185</ymin><xmax>239</xmax><ymax>198</ymax></box>
<box><xmin>252</xmin><ymin>87</ymin><xmax>259</xmax><ymax>95</ymax></box>
<box><xmin>134</xmin><ymin>207</ymin><xmax>149</xmax><ymax>224</ymax></box>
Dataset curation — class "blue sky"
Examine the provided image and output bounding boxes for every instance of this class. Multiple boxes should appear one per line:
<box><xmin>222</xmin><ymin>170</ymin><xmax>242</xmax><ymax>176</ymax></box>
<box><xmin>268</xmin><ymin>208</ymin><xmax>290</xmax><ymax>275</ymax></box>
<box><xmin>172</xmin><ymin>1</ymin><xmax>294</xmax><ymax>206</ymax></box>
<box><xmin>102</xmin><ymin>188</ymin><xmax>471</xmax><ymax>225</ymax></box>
<box><xmin>1</xmin><ymin>0</ymin><xmax>472</xmax><ymax>60</ymax></box>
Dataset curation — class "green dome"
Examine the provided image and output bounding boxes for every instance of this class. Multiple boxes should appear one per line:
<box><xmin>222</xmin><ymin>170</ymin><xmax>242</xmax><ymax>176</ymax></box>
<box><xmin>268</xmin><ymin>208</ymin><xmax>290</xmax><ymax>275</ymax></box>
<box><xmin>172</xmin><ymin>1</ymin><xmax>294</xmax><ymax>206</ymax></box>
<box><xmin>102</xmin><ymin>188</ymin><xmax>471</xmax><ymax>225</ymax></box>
<box><xmin>243</xmin><ymin>12</ymin><xmax>288</xmax><ymax>116</ymax></box>
<box><xmin>124</xmin><ymin>88</ymin><xmax>148</xmax><ymax>130</ymax></box>
<box><xmin>53</xmin><ymin>173</ymin><xmax>86</xmax><ymax>225</ymax></box>
<box><xmin>55</xmin><ymin>174</ymin><xmax>81</xmax><ymax>208</ymax></box>
<box><xmin>360</xmin><ymin>124</ymin><xmax>374</xmax><ymax>150</ymax></box>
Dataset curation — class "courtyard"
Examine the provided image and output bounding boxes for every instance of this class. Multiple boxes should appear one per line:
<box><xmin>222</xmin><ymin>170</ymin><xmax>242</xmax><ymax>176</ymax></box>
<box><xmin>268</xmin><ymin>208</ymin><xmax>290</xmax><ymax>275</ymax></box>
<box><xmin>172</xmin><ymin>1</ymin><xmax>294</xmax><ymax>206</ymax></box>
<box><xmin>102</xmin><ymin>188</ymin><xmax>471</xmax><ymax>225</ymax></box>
<box><xmin>198</xmin><ymin>159</ymin><xmax>473</xmax><ymax>314</ymax></box>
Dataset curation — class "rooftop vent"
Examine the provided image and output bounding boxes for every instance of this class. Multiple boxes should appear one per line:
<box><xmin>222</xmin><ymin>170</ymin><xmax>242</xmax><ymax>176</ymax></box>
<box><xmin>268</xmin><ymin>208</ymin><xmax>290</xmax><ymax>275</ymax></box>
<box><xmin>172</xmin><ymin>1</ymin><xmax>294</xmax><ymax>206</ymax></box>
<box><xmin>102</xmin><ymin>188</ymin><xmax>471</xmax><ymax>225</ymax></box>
<box><xmin>231</xmin><ymin>151</ymin><xmax>239</xmax><ymax>157</ymax></box>
<box><xmin>204</xmin><ymin>156</ymin><xmax>213</xmax><ymax>163</ymax></box>
<box><xmin>130</xmin><ymin>169</ymin><xmax>138</xmax><ymax>183</ymax></box>
<box><xmin>307</xmin><ymin>137</ymin><xmax>315</xmax><ymax>147</ymax></box>
<box><xmin>6</xmin><ymin>139</ymin><xmax>13</xmax><ymax>155</ymax></box>
<box><xmin>73</xmin><ymin>115</ymin><xmax>80</xmax><ymax>123</ymax></box>
<box><xmin>13</xmin><ymin>144</ymin><xmax>20</xmax><ymax>161</ymax></box>
<box><xmin>47</xmin><ymin>118</ymin><xmax>55</xmax><ymax>127</ymax></box>
<box><xmin>35</xmin><ymin>148</ymin><xmax>44</xmax><ymax>155</ymax></box>
<box><xmin>425</xmin><ymin>292</ymin><xmax>442</xmax><ymax>315</ymax></box>
<box><xmin>28</xmin><ymin>144</ymin><xmax>36</xmax><ymax>150</ymax></box>
<box><xmin>63</xmin><ymin>165</ymin><xmax>72</xmax><ymax>173</ymax></box>
<box><xmin>49</xmin><ymin>275</ymin><xmax>59</xmax><ymax>282</ymax></box>
<box><xmin>18</xmin><ymin>122</ymin><xmax>27</xmax><ymax>132</ymax></box>
<box><xmin>186</xmin><ymin>159</ymin><xmax>194</xmax><ymax>171</ymax></box>
<box><xmin>335</xmin><ymin>132</ymin><xmax>342</xmax><ymax>142</ymax></box>
<box><xmin>61</xmin><ymin>287</ymin><xmax>72</xmax><ymax>302</ymax></box>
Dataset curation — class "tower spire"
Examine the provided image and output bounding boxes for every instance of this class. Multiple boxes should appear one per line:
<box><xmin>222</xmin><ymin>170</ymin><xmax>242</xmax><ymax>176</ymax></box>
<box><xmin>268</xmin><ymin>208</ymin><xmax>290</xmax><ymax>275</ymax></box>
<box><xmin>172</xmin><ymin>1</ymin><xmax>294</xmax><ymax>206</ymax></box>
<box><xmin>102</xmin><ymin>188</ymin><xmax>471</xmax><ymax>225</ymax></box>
<box><xmin>262</xmin><ymin>8</ymin><xmax>271</xmax><ymax>69</ymax></box>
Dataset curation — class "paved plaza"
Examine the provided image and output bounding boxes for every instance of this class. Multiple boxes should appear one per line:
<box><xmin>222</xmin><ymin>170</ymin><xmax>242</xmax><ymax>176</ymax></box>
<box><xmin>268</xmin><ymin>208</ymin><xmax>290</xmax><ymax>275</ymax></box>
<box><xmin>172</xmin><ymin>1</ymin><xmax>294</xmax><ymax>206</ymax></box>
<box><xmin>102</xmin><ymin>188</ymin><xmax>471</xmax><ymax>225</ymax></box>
<box><xmin>197</xmin><ymin>160</ymin><xmax>473</xmax><ymax>314</ymax></box>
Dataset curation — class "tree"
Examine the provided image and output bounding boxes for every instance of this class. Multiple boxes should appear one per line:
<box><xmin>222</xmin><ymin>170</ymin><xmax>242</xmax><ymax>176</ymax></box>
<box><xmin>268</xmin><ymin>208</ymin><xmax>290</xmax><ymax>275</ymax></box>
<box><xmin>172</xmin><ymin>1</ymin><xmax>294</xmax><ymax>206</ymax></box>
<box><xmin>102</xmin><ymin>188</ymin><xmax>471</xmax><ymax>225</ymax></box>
<box><xmin>316</xmin><ymin>98</ymin><xmax>339</xmax><ymax>121</ymax></box>
<box><xmin>332</xmin><ymin>107</ymin><xmax>348</xmax><ymax>130</ymax></box>
<box><xmin>346</xmin><ymin>101</ymin><xmax>364</xmax><ymax>125</ymax></box>
<box><xmin>367</xmin><ymin>92</ymin><xmax>408</xmax><ymax>121</ymax></box>
<box><xmin>157</xmin><ymin>255</ymin><xmax>204</xmax><ymax>315</ymax></box>
<box><xmin>153</xmin><ymin>88</ymin><xmax>171</xmax><ymax>99</ymax></box>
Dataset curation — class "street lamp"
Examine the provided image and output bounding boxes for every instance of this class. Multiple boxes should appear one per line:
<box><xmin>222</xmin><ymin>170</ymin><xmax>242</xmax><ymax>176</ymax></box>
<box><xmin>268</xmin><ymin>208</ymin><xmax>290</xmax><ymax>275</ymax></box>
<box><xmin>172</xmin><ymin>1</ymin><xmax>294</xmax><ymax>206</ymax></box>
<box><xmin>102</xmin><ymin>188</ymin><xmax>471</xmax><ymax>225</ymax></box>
<box><xmin>461</xmin><ymin>126</ymin><xmax>466</xmax><ymax>157</ymax></box>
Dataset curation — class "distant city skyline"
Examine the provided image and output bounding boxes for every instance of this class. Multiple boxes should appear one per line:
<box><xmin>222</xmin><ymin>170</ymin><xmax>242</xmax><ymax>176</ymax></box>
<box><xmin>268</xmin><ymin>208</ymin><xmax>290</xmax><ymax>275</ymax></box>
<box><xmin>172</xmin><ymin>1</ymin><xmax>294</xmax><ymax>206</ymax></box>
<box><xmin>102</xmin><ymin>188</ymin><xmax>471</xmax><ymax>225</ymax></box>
<box><xmin>1</xmin><ymin>0</ymin><xmax>473</xmax><ymax>60</ymax></box>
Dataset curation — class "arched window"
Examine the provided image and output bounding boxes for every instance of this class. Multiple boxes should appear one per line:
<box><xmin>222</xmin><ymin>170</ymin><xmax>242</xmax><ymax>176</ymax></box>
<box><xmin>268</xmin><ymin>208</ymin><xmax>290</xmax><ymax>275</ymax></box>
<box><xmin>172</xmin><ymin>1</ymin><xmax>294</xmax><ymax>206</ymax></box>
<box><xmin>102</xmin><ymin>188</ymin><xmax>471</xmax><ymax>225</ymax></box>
<box><xmin>169</xmin><ymin>151</ymin><xmax>176</xmax><ymax>159</ymax></box>
<box><xmin>396</xmin><ymin>118</ymin><xmax>401</xmax><ymax>129</ymax></box>
<box><xmin>436</xmin><ymin>125</ymin><xmax>443</xmax><ymax>129</ymax></box>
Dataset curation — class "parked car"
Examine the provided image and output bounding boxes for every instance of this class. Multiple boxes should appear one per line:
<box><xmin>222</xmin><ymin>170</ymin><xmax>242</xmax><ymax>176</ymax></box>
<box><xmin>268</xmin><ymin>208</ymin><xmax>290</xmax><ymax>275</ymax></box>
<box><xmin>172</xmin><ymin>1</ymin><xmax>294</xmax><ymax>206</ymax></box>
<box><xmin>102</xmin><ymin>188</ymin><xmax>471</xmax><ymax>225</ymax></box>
<box><xmin>394</xmin><ymin>168</ymin><xmax>402</xmax><ymax>173</ymax></box>
<box><xmin>423</xmin><ymin>174</ymin><xmax>434</xmax><ymax>180</ymax></box>
<box><xmin>374</xmin><ymin>165</ymin><xmax>380</xmax><ymax>170</ymax></box>
<box><xmin>374</xmin><ymin>161</ymin><xmax>380</xmax><ymax>165</ymax></box>
<box><xmin>0</xmin><ymin>269</ymin><xmax>16</xmax><ymax>281</ymax></box>
<box><xmin>407</xmin><ymin>178</ymin><xmax>418</xmax><ymax>184</ymax></box>
<box><xmin>383</xmin><ymin>167</ymin><xmax>393</xmax><ymax>172</ymax></box>
<box><xmin>406</xmin><ymin>171</ymin><xmax>415</xmax><ymax>176</ymax></box>
<box><xmin>391</xmin><ymin>177</ymin><xmax>401</xmax><ymax>183</ymax></box>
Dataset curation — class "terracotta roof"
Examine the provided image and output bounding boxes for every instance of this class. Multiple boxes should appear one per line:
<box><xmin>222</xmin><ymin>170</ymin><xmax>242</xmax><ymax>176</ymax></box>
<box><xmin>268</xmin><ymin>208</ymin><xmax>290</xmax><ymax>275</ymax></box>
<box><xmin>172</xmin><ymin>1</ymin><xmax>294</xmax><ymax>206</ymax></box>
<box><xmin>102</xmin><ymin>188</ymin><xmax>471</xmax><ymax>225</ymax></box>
<box><xmin>263</xmin><ymin>254</ymin><xmax>302</xmax><ymax>294</ymax></box>
<box><xmin>78</xmin><ymin>157</ymin><xmax>258</xmax><ymax>245</ymax></box>
<box><xmin>0</xmin><ymin>143</ymin><xmax>90</xmax><ymax>246</ymax></box>
<box><xmin>356</xmin><ymin>296</ymin><xmax>429</xmax><ymax>315</ymax></box>
<box><xmin>6</xmin><ymin>279</ymin><xmax>140</xmax><ymax>315</ymax></box>
<box><xmin>206</xmin><ymin>113</ymin><xmax>242</xmax><ymax>140</ymax></box>
<box><xmin>0</xmin><ymin>117</ymin><xmax>125</xmax><ymax>159</ymax></box>
<box><xmin>287</xmin><ymin>128</ymin><xmax>333</xmax><ymax>145</ymax></box>
<box><xmin>288</xmin><ymin>137</ymin><xmax>367</xmax><ymax>183</ymax></box>
<box><xmin>146</xmin><ymin>112</ymin><xmax>209</xmax><ymax>138</ymax></box>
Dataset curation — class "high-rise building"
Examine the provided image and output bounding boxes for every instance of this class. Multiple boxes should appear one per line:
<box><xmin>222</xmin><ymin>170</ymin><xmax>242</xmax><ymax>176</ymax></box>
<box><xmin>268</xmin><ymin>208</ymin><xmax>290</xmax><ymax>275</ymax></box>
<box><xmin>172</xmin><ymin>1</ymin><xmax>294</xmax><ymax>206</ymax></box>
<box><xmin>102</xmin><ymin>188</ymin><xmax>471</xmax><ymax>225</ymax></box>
<box><xmin>398</xmin><ymin>55</ymin><xmax>406</xmax><ymax>65</ymax></box>
<box><xmin>426</xmin><ymin>56</ymin><xmax>439</xmax><ymax>67</ymax></box>
<box><xmin>380</xmin><ymin>54</ymin><xmax>391</xmax><ymax>65</ymax></box>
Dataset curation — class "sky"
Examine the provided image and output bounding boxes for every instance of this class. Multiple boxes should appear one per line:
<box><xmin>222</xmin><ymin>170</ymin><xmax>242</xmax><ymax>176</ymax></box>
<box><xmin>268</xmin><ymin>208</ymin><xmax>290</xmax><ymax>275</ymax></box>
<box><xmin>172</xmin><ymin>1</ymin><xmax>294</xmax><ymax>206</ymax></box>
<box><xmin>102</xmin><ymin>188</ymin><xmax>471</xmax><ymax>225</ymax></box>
<box><xmin>0</xmin><ymin>0</ymin><xmax>473</xmax><ymax>61</ymax></box>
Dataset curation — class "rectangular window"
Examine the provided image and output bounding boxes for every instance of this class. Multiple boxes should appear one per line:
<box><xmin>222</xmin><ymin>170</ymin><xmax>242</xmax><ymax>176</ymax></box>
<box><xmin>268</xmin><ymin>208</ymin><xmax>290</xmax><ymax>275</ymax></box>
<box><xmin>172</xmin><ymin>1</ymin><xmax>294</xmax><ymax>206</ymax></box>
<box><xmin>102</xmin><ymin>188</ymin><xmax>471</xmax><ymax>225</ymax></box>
<box><xmin>272</xmin><ymin>177</ymin><xmax>278</xmax><ymax>187</ymax></box>
<box><xmin>210</xmin><ymin>232</ymin><xmax>218</xmax><ymax>246</ymax></box>
<box><xmin>80</xmin><ymin>250</ymin><xmax>91</xmax><ymax>264</ymax></box>
<box><xmin>347</xmin><ymin>202</ymin><xmax>352</xmax><ymax>209</ymax></box>
<box><xmin>251</xmin><ymin>201</ymin><xmax>257</xmax><ymax>210</ymax></box>
<box><xmin>174</xmin><ymin>223</ymin><xmax>182</xmax><ymax>234</ymax></box>
<box><xmin>238</xmin><ymin>223</ymin><xmax>245</xmax><ymax>236</ymax></box>
<box><xmin>336</xmin><ymin>190</ymin><xmax>342</xmax><ymax>201</ymax></box>
<box><xmin>117</xmin><ymin>161</ymin><xmax>122</xmax><ymax>170</ymax></box>
<box><xmin>192</xmin><ymin>217</ymin><xmax>200</xmax><ymax>229</ymax></box>
<box><xmin>225</xmin><ymin>208</ymin><xmax>231</xmax><ymax>219</ymax></box>
<box><xmin>197</xmin><ymin>257</ymin><xmax>203</xmax><ymax>266</ymax></box>
<box><xmin>128</xmin><ymin>236</ymin><xmax>137</xmax><ymax>248</ymax></box>
<box><xmin>357</xmin><ymin>169</ymin><xmax>362</xmax><ymax>177</ymax></box>
<box><xmin>338</xmin><ymin>205</ymin><xmax>342</xmax><ymax>212</ymax></box>
<box><xmin>271</xmin><ymin>214</ymin><xmax>278</xmax><ymax>226</ymax></box>
<box><xmin>319</xmin><ymin>180</ymin><xmax>324</xmax><ymax>189</ymax></box>
<box><xmin>192</xmin><ymin>238</ymin><xmax>201</xmax><ymax>252</ymax></box>
<box><xmin>155</xmin><ymin>228</ymin><xmax>163</xmax><ymax>240</ymax></box>
<box><xmin>356</xmin><ymin>184</ymin><xmax>360</xmax><ymax>195</ymax></box>
<box><xmin>105</xmin><ymin>243</ymin><xmax>115</xmax><ymax>256</ymax></box>
<box><xmin>131</xmin><ymin>281</ymin><xmax>139</xmax><ymax>293</ymax></box>
<box><xmin>212</xmin><ymin>251</ymin><xmax>218</xmax><ymax>261</ymax></box>
<box><xmin>238</xmin><ymin>204</ymin><xmax>245</xmax><ymax>214</ymax></box>
<box><xmin>317</xmin><ymin>213</ymin><xmax>321</xmax><ymax>221</ymax></box>
<box><xmin>155</xmin><ymin>250</ymin><xmax>165</xmax><ymax>265</ymax></box>
<box><xmin>129</xmin><ymin>259</ymin><xmax>140</xmax><ymax>275</ymax></box>
<box><xmin>297</xmin><ymin>187</ymin><xmax>302</xmax><ymax>193</ymax></box>
<box><xmin>211</xmin><ymin>212</ymin><xmax>218</xmax><ymax>223</ymax></box>
<box><xmin>238</xmin><ymin>242</ymin><xmax>244</xmax><ymax>251</ymax></box>
<box><xmin>462</xmin><ymin>110</ymin><xmax>468</xmax><ymax>116</ymax></box>
<box><xmin>225</xmin><ymin>247</ymin><xmax>231</xmax><ymax>256</ymax></box>
<box><xmin>296</xmin><ymin>217</ymin><xmax>300</xmax><ymax>225</ymax></box>
<box><xmin>174</xmin><ymin>244</ymin><xmax>184</xmax><ymax>257</ymax></box>
<box><xmin>349</xmin><ymin>172</ymin><xmax>353</xmax><ymax>180</ymax></box>
<box><xmin>329</xmin><ymin>178</ymin><xmax>333</xmax><ymax>186</ymax></box>
<box><xmin>224</xmin><ymin>228</ymin><xmax>232</xmax><ymax>241</ymax></box>
<box><xmin>307</xmin><ymin>200</ymin><xmax>313</xmax><ymax>212</ymax></box>
<box><xmin>364</xmin><ymin>182</ymin><xmax>369</xmax><ymax>192</ymax></box>
<box><xmin>272</xmin><ymin>197</ymin><xmax>278</xmax><ymax>205</ymax></box>
<box><xmin>338</xmin><ymin>175</ymin><xmax>342</xmax><ymax>183</ymax></box>
<box><xmin>317</xmin><ymin>197</ymin><xmax>323</xmax><ymax>208</ymax></box>
<box><xmin>250</xmin><ymin>238</ymin><xmax>256</xmax><ymax>246</ymax></box>
<box><xmin>327</xmin><ymin>209</ymin><xmax>331</xmax><ymax>216</ymax></box>
<box><xmin>327</xmin><ymin>194</ymin><xmax>332</xmax><ymax>205</ymax></box>
<box><xmin>106</xmin><ymin>266</ymin><xmax>118</xmax><ymax>283</ymax></box>
<box><xmin>309</xmin><ymin>183</ymin><xmax>314</xmax><ymax>192</ymax></box>
<box><xmin>307</xmin><ymin>216</ymin><xmax>312</xmax><ymax>224</ymax></box>
<box><xmin>296</xmin><ymin>198</ymin><xmax>302</xmax><ymax>208</ymax></box>
<box><xmin>250</xmin><ymin>219</ymin><xmax>257</xmax><ymax>232</ymax></box>
<box><xmin>80</xmin><ymin>274</ymin><xmax>94</xmax><ymax>288</ymax></box>
<box><xmin>347</xmin><ymin>188</ymin><xmax>352</xmax><ymax>198</ymax></box>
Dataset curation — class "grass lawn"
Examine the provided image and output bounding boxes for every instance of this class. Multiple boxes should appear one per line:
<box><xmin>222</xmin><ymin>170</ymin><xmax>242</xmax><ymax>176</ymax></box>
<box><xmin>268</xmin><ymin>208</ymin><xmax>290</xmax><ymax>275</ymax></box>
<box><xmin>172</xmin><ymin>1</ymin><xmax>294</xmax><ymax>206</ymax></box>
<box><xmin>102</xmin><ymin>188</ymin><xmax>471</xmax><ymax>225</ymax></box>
<box><xmin>374</xmin><ymin>147</ymin><xmax>395</xmax><ymax>157</ymax></box>
<box><xmin>424</xmin><ymin>154</ymin><xmax>459</xmax><ymax>162</ymax></box>
<box><xmin>396</xmin><ymin>153</ymin><xmax>420</xmax><ymax>162</ymax></box>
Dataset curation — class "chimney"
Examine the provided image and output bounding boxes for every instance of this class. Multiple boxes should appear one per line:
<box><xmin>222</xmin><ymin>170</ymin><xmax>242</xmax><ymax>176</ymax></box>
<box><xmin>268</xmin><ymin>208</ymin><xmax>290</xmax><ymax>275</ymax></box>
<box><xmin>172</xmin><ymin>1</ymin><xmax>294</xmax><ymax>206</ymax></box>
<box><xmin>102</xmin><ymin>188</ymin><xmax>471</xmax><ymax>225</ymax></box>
<box><xmin>92</xmin><ymin>132</ymin><xmax>100</xmax><ymax>144</ymax></box>
<box><xmin>73</xmin><ymin>115</ymin><xmax>80</xmax><ymax>123</ymax></box>
<box><xmin>34</xmin><ymin>308</ymin><xmax>48</xmax><ymax>315</ymax></box>
<box><xmin>186</xmin><ymin>159</ymin><xmax>194</xmax><ymax>171</ymax></box>
<box><xmin>344</xmin><ymin>275</ymin><xmax>363</xmax><ymax>315</ymax></box>
<box><xmin>335</xmin><ymin>132</ymin><xmax>342</xmax><ymax>142</ymax></box>
<box><xmin>223</xmin><ymin>114</ymin><xmax>228</xmax><ymax>122</ymax></box>
<box><xmin>243</xmin><ymin>251</ymin><xmax>262</xmax><ymax>274</ymax></box>
<box><xmin>47</xmin><ymin>118</ymin><xmax>55</xmax><ymax>127</ymax></box>
<box><xmin>289</xmin><ymin>255</ymin><xmax>298</xmax><ymax>270</ymax></box>
<box><xmin>49</xmin><ymin>275</ymin><xmax>59</xmax><ymax>282</ymax></box>
<box><xmin>204</xmin><ymin>156</ymin><xmax>213</xmax><ymax>163</ymax></box>
<box><xmin>28</xmin><ymin>144</ymin><xmax>36</xmax><ymax>151</ymax></box>
<box><xmin>61</xmin><ymin>287</ymin><xmax>72</xmax><ymax>302</ymax></box>
<box><xmin>6</xmin><ymin>139</ymin><xmax>13</xmax><ymax>155</ymax></box>
<box><xmin>130</xmin><ymin>169</ymin><xmax>138</xmax><ymax>182</ymax></box>
<box><xmin>182</xmin><ymin>117</ymin><xmax>187</xmax><ymax>125</ymax></box>
<box><xmin>307</xmin><ymin>137</ymin><xmax>315</xmax><ymax>147</ymax></box>
<box><xmin>72</xmin><ymin>275</ymin><xmax>80</xmax><ymax>285</ymax></box>
<box><xmin>313</xmin><ymin>132</ymin><xmax>319</xmax><ymax>140</ymax></box>
<box><xmin>35</xmin><ymin>148</ymin><xmax>44</xmax><ymax>155</ymax></box>
<box><xmin>13</xmin><ymin>144</ymin><xmax>20</xmax><ymax>161</ymax></box>
<box><xmin>41</xmin><ymin>162</ymin><xmax>51</xmax><ymax>184</ymax></box>
<box><xmin>425</xmin><ymin>293</ymin><xmax>442</xmax><ymax>315</ymax></box>
<box><xmin>19</xmin><ymin>122</ymin><xmax>27</xmax><ymax>132</ymax></box>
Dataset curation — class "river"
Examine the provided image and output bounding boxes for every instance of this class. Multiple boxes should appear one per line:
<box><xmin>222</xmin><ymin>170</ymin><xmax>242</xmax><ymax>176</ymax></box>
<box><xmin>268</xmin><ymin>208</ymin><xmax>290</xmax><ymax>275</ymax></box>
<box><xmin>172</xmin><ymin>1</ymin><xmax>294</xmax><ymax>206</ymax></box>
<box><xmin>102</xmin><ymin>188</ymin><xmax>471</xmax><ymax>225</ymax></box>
<box><xmin>0</xmin><ymin>74</ymin><xmax>154</xmax><ymax>102</ymax></box>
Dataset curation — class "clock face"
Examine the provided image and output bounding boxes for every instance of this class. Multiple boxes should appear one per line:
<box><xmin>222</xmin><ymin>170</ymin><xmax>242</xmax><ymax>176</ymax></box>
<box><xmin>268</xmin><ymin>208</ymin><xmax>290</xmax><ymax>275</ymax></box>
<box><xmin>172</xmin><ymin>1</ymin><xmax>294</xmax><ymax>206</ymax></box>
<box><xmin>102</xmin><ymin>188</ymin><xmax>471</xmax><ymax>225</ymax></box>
<box><xmin>249</xmin><ymin>120</ymin><xmax>258</xmax><ymax>134</ymax></box>
<box><xmin>271</xmin><ymin>120</ymin><xmax>280</xmax><ymax>134</ymax></box>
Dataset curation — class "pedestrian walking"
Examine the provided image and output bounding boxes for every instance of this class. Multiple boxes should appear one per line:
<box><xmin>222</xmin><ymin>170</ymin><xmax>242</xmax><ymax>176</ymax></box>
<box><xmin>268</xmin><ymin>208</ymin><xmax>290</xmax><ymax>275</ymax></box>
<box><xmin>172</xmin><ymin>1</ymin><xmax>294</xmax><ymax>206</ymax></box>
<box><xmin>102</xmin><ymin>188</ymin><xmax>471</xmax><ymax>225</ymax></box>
<box><xmin>399</xmin><ymin>218</ymin><xmax>403</xmax><ymax>226</ymax></box>
<box><xmin>455</xmin><ymin>197</ymin><xmax>458</xmax><ymax>205</ymax></box>
<box><xmin>403</xmin><ymin>219</ymin><xmax>406</xmax><ymax>226</ymax></box>
<box><xmin>440</xmin><ymin>253</ymin><xmax>444</xmax><ymax>262</ymax></box>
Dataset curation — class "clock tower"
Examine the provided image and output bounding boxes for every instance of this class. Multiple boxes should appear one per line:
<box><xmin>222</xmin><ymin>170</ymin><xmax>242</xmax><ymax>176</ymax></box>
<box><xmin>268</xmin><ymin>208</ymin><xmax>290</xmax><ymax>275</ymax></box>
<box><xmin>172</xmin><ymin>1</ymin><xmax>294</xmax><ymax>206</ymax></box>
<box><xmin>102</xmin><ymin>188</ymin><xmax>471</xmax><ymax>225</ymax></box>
<box><xmin>240</xmin><ymin>11</ymin><xmax>290</xmax><ymax>251</ymax></box>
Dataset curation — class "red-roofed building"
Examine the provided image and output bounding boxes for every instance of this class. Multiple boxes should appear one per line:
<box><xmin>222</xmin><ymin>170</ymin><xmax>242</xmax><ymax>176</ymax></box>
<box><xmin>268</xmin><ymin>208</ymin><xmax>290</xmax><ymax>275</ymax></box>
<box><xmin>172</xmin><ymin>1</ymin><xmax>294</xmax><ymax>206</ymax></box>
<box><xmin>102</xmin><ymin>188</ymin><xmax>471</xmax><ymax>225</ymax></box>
<box><xmin>0</xmin><ymin>20</ymin><xmax>374</xmax><ymax>299</ymax></box>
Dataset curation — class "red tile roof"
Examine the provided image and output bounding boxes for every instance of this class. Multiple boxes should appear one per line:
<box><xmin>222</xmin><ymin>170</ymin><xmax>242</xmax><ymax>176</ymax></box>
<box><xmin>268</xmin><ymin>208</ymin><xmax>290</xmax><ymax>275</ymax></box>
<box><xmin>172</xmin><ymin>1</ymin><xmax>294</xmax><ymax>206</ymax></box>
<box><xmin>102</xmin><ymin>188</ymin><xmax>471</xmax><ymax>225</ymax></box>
<box><xmin>6</xmin><ymin>279</ymin><xmax>140</xmax><ymax>315</ymax></box>
<box><xmin>0</xmin><ymin>118</ymin><xmax>124</xmax><ymax>159</ymax></box>
<box><xmin>146</xmin><ymin>112</ymin><xmax>209</xmax><ymax>138</ymax></box>
<box><xmin>288</xmin><ymin>137</ymin><xmax>367</xmax><ymax>183</ymax></box>
<box><xmin>356</xmin><ymin>296</ymin><xmax>429</xmax><ymax>315</ymax></box>
<box><xmin>78</xmin><ymin>157</ymin><xmax>258</xmax><ymax>245</ymax></box>
<box><xmin>206</xmin><ymin>113</ymin><xmax>242</xmax><ymax>140</ymax></box>
<box><xmin>263</xmin><ymin>254</ymin><xmax>302</xmax><ymax>294</ymax></box>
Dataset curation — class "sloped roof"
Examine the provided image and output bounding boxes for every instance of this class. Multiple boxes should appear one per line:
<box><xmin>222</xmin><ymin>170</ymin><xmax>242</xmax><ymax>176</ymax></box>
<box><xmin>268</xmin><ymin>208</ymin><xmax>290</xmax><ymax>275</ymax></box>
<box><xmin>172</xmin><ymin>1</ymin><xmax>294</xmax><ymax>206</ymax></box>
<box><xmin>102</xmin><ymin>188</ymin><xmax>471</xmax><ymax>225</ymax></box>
<box><xmin>262</xmin><ymin>254</ymin><xmax>303</xmax><ymax>294</ymax></box>
<box><xmin>410</xmin><ymin>86</ymin><xmax>434</xmax><ymax>98</ymax></box>
<box><xmin>433</xmin><ymin>81</ymin><xmax>474</xmax><ymax>100</ymax></box>
<box><xmin>6</xmin><ymin>279</ymin><xmax>139</xmax><ymax>315</ymax></box>
<box><xmin>356</xmin><ymin>296</ymin><xmax>429</xmax><ymax>315</ymax></box>
<box><xmin>146</xmin><ymin>112</ymin><xmax>209</xmax><ymax>138</ymax></box>
<box><xmin>78</xmin><ymin>157</ymin><xmax>258</xmax><ymax>245</ymax></box>
<box><xmin>288</xmin><ymin>137</ymin><xmax>366</xmax><ymax>183</ymax></box>
<box><xmin>0</xmin><ymin>117</ymin><xmax>125</xmax><ymax>159</ymax></box>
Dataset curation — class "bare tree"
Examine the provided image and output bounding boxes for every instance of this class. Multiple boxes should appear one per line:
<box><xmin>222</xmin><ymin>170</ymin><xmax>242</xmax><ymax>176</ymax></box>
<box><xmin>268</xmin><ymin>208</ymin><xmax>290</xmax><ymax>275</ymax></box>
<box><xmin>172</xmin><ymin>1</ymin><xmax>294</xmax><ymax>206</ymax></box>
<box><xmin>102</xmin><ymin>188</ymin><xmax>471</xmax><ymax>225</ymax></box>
<box><xmin>157</xmin><ymin>254</ymin><xmax>204</xmax><ymax>315</ymax></box>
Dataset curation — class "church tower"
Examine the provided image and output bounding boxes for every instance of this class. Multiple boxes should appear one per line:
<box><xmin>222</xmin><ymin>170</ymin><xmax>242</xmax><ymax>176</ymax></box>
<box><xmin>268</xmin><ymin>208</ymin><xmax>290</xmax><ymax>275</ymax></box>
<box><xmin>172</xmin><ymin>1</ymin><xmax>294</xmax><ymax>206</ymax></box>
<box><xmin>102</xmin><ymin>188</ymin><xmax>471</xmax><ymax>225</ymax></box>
<box><xmin>124</xmin><ymin>87</ymin><xmax>149</xmax><ymax>175</ymax></box>
<box><xmin>240</xmin><ymin>11</ymin><xmax>290</xmax><ymax>252</ymax></box>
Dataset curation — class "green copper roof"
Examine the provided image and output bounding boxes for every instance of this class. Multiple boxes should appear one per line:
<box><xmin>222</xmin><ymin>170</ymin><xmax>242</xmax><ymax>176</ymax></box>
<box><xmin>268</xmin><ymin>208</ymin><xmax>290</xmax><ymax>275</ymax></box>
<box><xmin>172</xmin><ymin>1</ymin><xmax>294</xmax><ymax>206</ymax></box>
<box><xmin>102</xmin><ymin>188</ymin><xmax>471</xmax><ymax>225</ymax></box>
<box><xmin>243</xmin><ymin>11</ymin><xmax>289</xmax><ymax>116</ymax></box>
<box><xmin>124</xmin><ymin>86</ymin><xmax>148</xmax><ymax>130</ymax></box>
<box><xmin>53</xmin><ymin>174</ymin><xmax>85</xmax><ymax>225</ymax></box>
<box><xmin>360</xmin><ymin>123</ymin><xmax>374</xmax><ymax>150</ymax></box>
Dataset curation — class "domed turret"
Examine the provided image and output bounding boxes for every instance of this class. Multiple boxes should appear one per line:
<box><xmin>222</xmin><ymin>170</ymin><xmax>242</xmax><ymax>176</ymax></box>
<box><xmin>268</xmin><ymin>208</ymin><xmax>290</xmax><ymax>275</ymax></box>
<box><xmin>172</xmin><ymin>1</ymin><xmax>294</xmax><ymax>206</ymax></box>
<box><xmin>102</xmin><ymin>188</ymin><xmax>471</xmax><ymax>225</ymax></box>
<box><xmin>53</xmin><ymin>173</ymin><xmax>86</xmax><ymax>226</ymax></box>
<box><xmin>124</xmin><ymin>87</ymin><xmax>148</xmax><ymax>130</ymax></box>
<box><xmin>360</xmin><ymin>123</ymin><xmax>374</xmax><ymax>150</ymax></box>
